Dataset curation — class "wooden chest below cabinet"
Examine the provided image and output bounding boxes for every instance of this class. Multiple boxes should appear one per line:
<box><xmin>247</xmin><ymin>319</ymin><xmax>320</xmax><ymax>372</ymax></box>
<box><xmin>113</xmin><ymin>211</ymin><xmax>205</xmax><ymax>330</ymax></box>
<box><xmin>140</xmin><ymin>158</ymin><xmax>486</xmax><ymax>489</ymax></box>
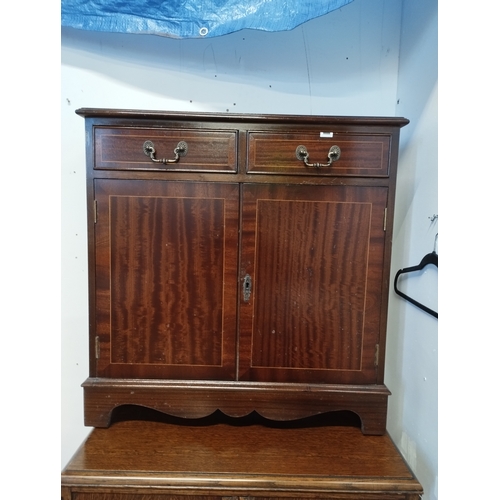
<box><xmin>77</xmin><ymin>109</ymin><xmax>409</xmax><ymax>435</ymax></box>
<box><xmin>61</xmin><ymin>416</ymin><xmax>423</xmax><ymax>500</ymax></box>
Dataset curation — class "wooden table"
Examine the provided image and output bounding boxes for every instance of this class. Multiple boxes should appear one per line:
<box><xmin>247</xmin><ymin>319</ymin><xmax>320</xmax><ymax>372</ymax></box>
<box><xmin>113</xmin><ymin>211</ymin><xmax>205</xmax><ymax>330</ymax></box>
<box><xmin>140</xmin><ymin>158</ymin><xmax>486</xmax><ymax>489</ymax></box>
<box><xmin>61</xmin><ymin>412</ymin><xmax>422</xmax><ymax>500</ymax></box>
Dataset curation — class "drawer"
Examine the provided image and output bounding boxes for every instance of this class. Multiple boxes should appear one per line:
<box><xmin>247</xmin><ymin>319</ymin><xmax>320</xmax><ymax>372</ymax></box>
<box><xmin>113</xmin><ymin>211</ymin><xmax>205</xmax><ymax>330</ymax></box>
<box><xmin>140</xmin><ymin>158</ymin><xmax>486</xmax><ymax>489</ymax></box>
<box><xmin>94</xmin><ymin>127</ymin><xmax>237</xmax><ymax>172</ymax></box>
<box><xmin>68</xmin><ymin>494</ymin><xmax>414</xmax><ymax>500</ymax></box>
<box><xmin>247</xmin><ymin>131</ymin><xmax>390</xmax><ymax>176</ymax></box>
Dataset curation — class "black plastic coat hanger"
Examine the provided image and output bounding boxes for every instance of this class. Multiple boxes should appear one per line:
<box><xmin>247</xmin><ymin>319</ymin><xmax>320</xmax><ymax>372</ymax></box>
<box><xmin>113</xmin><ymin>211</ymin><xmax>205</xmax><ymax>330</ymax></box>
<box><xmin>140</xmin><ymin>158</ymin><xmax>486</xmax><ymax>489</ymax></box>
<box><xmin>394</xmin><ymin>235</ymin><xmax>438</xmax><ymax>319</ymax></box>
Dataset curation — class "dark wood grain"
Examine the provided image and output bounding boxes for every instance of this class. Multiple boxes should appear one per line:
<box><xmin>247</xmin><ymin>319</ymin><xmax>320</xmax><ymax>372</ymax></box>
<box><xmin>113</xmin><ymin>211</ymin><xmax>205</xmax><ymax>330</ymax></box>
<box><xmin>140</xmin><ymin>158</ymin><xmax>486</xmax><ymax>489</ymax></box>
<box><xmin>76</xmin><ymin>107</ymin><xmax>410</xmax><ymax>128</ymax></box>
<box><xmin>82</xmin><ymin>378</ymin><xmax>390</xmax><ymax>435</ymax></box>
<box><xmin>61</xmin><ymin>418</ymin><xmax>422</xmax><ymax>499</ymax></box>
<box><xmin>95</xmin><ymin>127</ymin><xmax>237</xmax><ymax>172</ymax></box>
<box><xmin>94</xmin><ymin>180</ymin><xmax>239</xmax><ymax>380</ymax></box>
<box><xmin>78</xmin><ymin>109</ymin><xmax>408</xmax><ymax>434</ymax></box>
<box><xmin>247</xmin><ymin>132</ymin><xmax>390</xmax><ymax>176</ymax></box>
<box><xmin>239</xmin><ymin>184</ymin><xmax>387</xmax><ymax>384</ymax></box>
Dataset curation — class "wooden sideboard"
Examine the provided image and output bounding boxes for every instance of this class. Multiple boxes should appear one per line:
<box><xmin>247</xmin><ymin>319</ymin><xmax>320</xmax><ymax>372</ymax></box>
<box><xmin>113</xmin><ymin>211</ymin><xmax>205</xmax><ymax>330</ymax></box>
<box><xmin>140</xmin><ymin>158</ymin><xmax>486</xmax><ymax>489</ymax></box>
<box><xmin>61</xmin><ymin>412</ymin><xmax>423</xmax><ymax>500</ymax></box>
<box><xmin>76</xmin><ymin>109</ymin><xmax>408</xmax><ymax>435</ymax></box>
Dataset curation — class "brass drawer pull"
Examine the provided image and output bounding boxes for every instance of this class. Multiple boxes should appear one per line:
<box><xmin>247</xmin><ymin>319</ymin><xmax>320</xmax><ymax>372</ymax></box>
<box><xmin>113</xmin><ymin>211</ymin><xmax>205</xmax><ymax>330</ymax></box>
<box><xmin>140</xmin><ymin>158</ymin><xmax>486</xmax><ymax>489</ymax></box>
<box><xmin>296</xmin><ymin>144</ymin><xmax>341</xmax><ymax>168</ymax></box>
<box><xmin>143</xmin><ymin>140</ymin><xmax>188</xmax><ymax>164</ymax></box>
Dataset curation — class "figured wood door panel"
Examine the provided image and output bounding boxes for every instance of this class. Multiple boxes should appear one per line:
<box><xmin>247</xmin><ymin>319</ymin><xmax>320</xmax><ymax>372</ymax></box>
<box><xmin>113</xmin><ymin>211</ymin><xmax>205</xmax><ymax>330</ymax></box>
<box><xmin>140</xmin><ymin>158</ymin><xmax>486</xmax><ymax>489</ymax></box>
<box><xmin>239</xmin><ymin>184</ymin><xmax>388</xmax><ymax>384</ymax></box>
<box><xmin>94</xmin><ymin>180</ymin><xmax>239</xmax><ymax>380</ymax></box>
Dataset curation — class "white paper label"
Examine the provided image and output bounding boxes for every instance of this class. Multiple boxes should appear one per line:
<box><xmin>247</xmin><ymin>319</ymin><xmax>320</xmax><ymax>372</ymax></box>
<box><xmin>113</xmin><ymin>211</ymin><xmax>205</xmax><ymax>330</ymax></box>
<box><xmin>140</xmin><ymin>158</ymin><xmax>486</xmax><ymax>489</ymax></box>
<box><xmin>320</xmin><ymin>132</ymin><xmax>334</xmax><ymax>138</ymax></box>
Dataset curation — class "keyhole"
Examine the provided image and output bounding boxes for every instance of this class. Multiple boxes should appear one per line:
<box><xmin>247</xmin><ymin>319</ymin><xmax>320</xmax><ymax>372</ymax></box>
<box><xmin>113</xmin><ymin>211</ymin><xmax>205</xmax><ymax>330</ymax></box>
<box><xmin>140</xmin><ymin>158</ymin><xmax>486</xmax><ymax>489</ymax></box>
<box><xmin>243</xmin><ymin>274</ymin><xmax>252</xmax><ymax>302</ymax></box>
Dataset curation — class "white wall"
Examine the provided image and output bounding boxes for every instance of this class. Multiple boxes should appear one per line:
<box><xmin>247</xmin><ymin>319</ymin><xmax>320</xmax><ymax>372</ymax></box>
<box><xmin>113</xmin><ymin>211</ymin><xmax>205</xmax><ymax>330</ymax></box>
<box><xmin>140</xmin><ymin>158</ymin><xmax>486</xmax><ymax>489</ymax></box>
<box><xmin>385</xmin><ymin>2</ymin><xmax>438</xmax><ymax>500</ymax></box>
<box><xmin>61</xmin><ymin>1</ymin><xmax>438</xmax><ymax>498</ymax></box>
<box><xmin>61</xmin><ymin>3</ymin><xmax>401</xmax><ymax>116</ymax></box>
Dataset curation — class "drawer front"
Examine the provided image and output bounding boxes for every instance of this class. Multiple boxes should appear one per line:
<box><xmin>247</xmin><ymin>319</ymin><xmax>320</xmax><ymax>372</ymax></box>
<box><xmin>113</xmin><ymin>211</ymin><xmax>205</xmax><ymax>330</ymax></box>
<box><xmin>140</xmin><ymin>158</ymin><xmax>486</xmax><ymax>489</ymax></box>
<box><xmin>68</xmin><ymin>491</ymin><xmax>418</xmax><ymax>500</ymax></box>
<box><xmin>247</xmin><ymin>131</ymin><xmax>390</xmax><ymax>176</ymax></box>
<box><xmin>94</xmin><ymin>127</ymin><xmax>237</xmax><ymax>172</ymax></box>
<box><xmin>70</xmin><ymin>494</ymin><xmax>221</xmax><ymax>500</ymax></box>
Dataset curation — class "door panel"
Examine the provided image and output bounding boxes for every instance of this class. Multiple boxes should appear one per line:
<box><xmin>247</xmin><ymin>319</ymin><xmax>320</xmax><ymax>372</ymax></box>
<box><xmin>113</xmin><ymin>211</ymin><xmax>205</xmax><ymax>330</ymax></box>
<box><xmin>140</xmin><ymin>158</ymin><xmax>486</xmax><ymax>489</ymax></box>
<box><xmin>239</xmin><ymin>184</ymin><xmax>388</xmax><ymax>384</ymax></box>
<box><xmin>94</xmin><ymin>179</ymin><xmax>239</xmax><ymax>380</ymax></box>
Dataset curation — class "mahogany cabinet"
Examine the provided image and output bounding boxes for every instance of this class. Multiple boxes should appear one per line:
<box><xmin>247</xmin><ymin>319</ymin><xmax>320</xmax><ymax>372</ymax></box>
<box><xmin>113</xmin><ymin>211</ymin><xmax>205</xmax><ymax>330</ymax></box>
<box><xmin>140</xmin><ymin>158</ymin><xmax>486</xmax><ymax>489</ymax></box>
<box><xmin>76</xmin><ymin>109</ymin><xmax>408</xmax><ymax>434</ymax></box>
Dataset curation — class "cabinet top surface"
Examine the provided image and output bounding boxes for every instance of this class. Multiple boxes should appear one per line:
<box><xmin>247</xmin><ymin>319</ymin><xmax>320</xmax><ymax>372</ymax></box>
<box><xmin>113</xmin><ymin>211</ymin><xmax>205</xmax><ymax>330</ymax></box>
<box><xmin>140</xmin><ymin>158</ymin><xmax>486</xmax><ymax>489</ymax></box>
<box><xmin>75</xmin><ymin>107</ymin><xmax>409</xmax><ymax>127</ymax></box>
<box><xmin>62</xmin><ymin>418</ymin><xmax>422</xmax><ymax>494</ymax></box>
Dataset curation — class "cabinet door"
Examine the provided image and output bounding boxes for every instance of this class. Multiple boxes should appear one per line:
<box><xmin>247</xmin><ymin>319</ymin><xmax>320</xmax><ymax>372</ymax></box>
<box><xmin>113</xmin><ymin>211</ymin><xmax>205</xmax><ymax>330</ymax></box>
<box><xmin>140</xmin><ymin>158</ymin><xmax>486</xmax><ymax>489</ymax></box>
<box><xmin>239</xmin><ymin>184</ymin><xmax>388</xmax><ymax>384</ymax></box>
<box><xmin>93</xmin><ymin>179</ymin><xmax>239</xmax><ymax>380</ymax></box>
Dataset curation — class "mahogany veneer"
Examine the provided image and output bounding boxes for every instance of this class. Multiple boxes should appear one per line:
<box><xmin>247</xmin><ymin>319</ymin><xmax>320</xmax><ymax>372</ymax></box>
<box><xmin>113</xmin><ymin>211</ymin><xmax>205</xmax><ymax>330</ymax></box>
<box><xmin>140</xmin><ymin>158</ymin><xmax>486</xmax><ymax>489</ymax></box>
<box><xmin>61</xmin><ymin>414</ymin><xmax>422</xmax><ymax>500</ymax></box>
<box><xmin>77</xmin><ymin>109</ymin><xmax>408</xmax><ymax>435</ymax></box>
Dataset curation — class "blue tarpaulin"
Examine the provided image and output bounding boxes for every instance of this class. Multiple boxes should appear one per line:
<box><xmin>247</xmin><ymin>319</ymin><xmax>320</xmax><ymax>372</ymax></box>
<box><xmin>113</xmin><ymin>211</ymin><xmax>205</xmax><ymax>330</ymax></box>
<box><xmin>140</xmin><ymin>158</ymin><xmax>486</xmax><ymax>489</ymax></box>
<box><xmin>61</xmin><ymin>0</ymin><xmax>354</xmax><ymax>38</ymax></box>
